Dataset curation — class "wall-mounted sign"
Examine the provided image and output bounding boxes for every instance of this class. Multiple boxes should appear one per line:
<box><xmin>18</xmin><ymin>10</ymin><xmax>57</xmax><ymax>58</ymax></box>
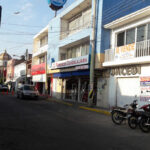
<box><xmin>47</xmin><ymin>0</ymin><xmax>67</xmax><ymax>10</ymax></box>
<box><xmin>31</xmin><ymin>63</ymin><xmax>46</xmax><ymax>75</ymax></box>
<box><xmin>111</xmin><ymin>65</ymin><xmax>141</xmax><ymax>76</ymax></box>
<box><xmin>140</xmin><ymin>77</ymin><xmax>150</xmax><ymax>102</ymax></box>
<box><xmin>115</xmin><ymin>43</ymin><xmax>135</xmax><ymax>60</ymax></box>
<box><xmin>51</xmin><ymin>55</ymin><xmax>89</xmax><ymax>69</ymax></box>
<box><xmin>75</xmin><ymin>65</ymin><xmax>89</xmax><ymax>70</ymax></box>
<box><xmin>32</xmin><ymin>74</ymin><xmax>46</xmax><ymax>82</ymax></box>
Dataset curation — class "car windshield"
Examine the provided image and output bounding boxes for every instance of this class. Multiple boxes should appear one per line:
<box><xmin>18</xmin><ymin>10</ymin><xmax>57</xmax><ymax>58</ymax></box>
<box><xmin>24</xmin><ymin>86</ymin><xmax>35</xmax><ymax>91</ymax></box>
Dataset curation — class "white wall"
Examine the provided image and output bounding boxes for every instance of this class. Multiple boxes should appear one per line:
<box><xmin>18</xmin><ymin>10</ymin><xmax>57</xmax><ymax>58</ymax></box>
<box><xmin>14</xmin><ymin>63</ymin><xmax>26</xmax><ymax>79</ymax></box>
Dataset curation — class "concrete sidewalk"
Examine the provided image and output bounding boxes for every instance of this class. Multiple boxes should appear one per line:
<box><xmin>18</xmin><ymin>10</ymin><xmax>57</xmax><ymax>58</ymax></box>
<box><xmin>46</xmin><ymin>97</ymin><xmax>111</xmax><ymax>116</ymax></box>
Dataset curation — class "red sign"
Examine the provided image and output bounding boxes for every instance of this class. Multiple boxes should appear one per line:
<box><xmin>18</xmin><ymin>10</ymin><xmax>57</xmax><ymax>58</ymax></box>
<box><xmin>31</xmin><ymin>63</ymin><xmax>46</xmax><ymax>75</ymax></box>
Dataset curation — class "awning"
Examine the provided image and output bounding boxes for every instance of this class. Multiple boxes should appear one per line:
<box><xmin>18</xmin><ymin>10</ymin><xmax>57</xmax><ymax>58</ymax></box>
<box><xmin>53</xmin><ymin>70</ymin><xmax>89</xmax><ymax>78</ymax></box>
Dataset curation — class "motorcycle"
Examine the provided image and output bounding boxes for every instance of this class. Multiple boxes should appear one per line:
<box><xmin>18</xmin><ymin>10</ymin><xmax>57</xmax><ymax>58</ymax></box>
<box><xmin>138</xmin><ymin>104</ymin><xmax>150</xmax><ymax>133</ymax></box>
<box><xmin>111</xmin><ymin>100</ymin><xmax>138</xmax><ymax>125</ymax></box>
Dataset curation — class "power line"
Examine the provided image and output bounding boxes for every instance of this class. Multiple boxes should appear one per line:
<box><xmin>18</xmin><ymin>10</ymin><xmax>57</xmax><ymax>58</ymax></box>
<box><xmin>1</xmin><ymin>23</ymin><xmax>45</xmax><ymax>28</ymax></box>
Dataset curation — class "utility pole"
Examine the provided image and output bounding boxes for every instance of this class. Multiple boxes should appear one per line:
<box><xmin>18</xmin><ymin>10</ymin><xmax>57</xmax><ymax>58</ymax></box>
<box><xmin>25</xmin><ymin>49</ymin><xmax>28</xmax><ymax>84</ymax></box>
<box><xmin>88</xmin><ymin>0</ymin><xmax>97</xmax><ymax>106</ymax></box>
<box><xmin>45</xmin><ymin>52</ymin><xmax>48</xmax><ymax>96</ymax></box>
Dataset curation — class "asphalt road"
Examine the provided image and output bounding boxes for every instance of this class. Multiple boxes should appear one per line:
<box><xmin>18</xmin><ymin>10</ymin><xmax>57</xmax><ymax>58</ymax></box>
<box><xmin>0</xmin><ymin>94</ymin><xmax>150</xmax><ymax>150</ymax></box>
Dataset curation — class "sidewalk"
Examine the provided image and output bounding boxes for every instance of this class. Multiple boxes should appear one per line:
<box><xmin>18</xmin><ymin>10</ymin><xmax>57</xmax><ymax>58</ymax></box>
<box><xmin>46</xmin><ymin>97</ymin><xmax>111</xmax><ymax>116</ymax></box>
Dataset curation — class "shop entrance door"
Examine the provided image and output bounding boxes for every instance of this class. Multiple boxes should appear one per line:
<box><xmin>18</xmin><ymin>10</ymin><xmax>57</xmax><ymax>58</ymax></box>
<box><xmin>66</xmin><ymin>79</ymin><xmax>78</xmax><ymax>101</ymax></box>
<box><xmin>72</xmin><ymin>83</ymin><xmax>78</xmax><ymax>101</ymax></box>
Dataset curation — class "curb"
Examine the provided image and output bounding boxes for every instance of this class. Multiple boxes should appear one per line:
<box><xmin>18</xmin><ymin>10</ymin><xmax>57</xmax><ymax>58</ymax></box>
<box><xmin>47</xmin><ymin>98</ymin><xmax>110</xmax><ymax>116</ymax></box>
<box><xmin>46</xmin><ymin>99</ymin><xmax>73</xmax><ymax>106</ymax></box>
<box><xmin>79</xmin><ymin>106</ymin><xmax>111</xmax><ymax>116</ymax></box>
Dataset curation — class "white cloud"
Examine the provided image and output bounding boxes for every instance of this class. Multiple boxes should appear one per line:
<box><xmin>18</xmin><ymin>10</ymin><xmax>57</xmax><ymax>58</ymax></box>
<box><xmin>21</xmin><ymin>2</ymin><xmax>33</xmax><ymax>11</ymax></box>
<box><xmin>18</xmin><ymin>2</ymin><xmax>34</xmax><ymax>21</ymax></box>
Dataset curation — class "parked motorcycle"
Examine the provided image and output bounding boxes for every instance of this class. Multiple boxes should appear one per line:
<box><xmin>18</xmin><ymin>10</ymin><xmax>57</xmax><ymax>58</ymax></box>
<box><xmin>138</xmin><ymin>104</ymin><xmax>150</xmax><ymax>133</ymax></box>
<box><xmin>128</xmin><ymin>102</ymin><xmax>150</xmax><ymax>130</ymax></box>
<box><xmin>111</xmin><ymin>100</ymin><xmax>138</xmax><ymax>125</ymax></box>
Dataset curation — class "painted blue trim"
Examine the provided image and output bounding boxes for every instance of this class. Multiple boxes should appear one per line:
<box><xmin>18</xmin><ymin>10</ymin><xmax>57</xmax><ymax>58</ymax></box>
<box><xmin>53</xmin><ymin>70</ymin><xmax>90</xmax><ymax>78</ymax></box>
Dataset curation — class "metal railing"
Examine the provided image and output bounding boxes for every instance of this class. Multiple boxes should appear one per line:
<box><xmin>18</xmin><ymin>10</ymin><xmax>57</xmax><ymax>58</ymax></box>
<box><xmin>136</xmin><ymin>39</ymin><xmax>150</xmax><ymax>57</ymax></box>
<box><xmin>104</xmin><ymin>39</ymin><xmax>150</xmax><ymax>62</ymax></box>
<box><xmin>104</xmin><ymin>49</ymin><xmax>114</xmax><ymax>62</ymax></box>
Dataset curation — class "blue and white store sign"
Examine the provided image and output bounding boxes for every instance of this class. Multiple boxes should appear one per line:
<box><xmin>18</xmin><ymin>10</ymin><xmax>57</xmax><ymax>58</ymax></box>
<box><xmin>48</xmin><ymin>0</ymin><xmax>67</xmax><ymax>7</ymax></box>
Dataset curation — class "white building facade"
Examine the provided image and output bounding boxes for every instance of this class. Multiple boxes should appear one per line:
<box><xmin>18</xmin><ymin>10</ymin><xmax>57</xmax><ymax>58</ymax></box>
<box><xmin>101</xmin><ymin>6</ymin><xmax>150</xmax><ymax>109</ymax></box>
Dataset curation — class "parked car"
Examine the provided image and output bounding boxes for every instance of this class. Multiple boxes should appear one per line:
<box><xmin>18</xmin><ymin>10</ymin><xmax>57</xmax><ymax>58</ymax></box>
<box><xmin>16</xmin><ymin>84</ymin><xmax>39</xmax><ymax>100</ymax></box>
<box><xmin>0</xmin><ymin>84</ymin><xmax>8</xmax><ymax>92</ymax></box>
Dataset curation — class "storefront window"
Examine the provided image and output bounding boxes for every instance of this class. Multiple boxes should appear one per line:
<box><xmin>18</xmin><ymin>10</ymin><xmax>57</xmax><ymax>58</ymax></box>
<box><xmin>137</xmin><ymin>25</ymin><xmax>146</xmax><ymax>42</ymax></box>
<box><xmin>117</xmin><ymin>32</ymin><xmax>125</xmax><ymax>46</ymax></box>
<box><xmin>126</xmin><ymin>28</ymin><xmax>135</xmax><ymax>44</ymax></box>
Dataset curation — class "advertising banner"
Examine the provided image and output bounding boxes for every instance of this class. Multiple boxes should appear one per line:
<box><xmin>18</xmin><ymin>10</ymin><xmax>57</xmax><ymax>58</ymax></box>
<box><xmin>140</xmin><ymin>76</ymin><xmax>150</xmax><ymax>102</ymax></box>
<box><xmin>31</xmin><ymin>63</ymin><xmax>46</xmax><ymax>75</ymax></box>
<box><xmin>115</xmin><ymin>43</ymin><xmax>135</xmax><ymax>60</ymax></box>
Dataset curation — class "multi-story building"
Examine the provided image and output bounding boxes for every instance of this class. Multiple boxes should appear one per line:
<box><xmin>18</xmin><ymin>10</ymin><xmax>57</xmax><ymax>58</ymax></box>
<box><xmin>6</xmin><ymin>59</ymin><xmax>18</xmax><ymax>83</ymax></box>
<box><xmin>47</xmin><ymin>0</ymin><xmax>93</xmax><ymax>102</ymax></box>
<box><xmin>32</xmin><ymin>26</ymin><xmax>48</xmax><ymax>94</ymax></box>
<box><xmin>97</xmin><ymin>0</ymin><xmax>150</xmax><ymax>108</ymax></box>
<box><xmin>14</xmin><ymin>59</ymin><xmax>26</xmax><ymax>91</ymax></box>
<box><xmin>0</xmin><ymin>50</ymin><xmax>11</xmax><ymax>83</ymax></box>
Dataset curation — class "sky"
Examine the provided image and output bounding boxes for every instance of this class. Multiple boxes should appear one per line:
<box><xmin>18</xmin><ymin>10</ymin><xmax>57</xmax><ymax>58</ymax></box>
<box><xmin>0</xmin><ymin>0</ymin><xmax>74</xmax><ymax>57</ymax></box>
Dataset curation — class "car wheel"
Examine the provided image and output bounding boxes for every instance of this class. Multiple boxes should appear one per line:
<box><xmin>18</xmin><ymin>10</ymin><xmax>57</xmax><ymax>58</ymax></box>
<box><xmin>21</xmin><ymin>93</ymin><xmax>24</xmax><ymax>99</ymax></box>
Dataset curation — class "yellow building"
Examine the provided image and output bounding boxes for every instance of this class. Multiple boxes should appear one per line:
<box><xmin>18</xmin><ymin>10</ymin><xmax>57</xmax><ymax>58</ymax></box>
<box><xmin>32</xmin><ymin>26</ymin><xmax>48</xmax><ymax>94</ymax></box>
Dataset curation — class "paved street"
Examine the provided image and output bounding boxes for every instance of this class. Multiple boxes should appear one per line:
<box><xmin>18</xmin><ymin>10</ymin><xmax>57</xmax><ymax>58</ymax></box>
<box><xmin>0</xmin><ymin>94</ymin><xmax>150</xmax><ymax>150</ymax></box>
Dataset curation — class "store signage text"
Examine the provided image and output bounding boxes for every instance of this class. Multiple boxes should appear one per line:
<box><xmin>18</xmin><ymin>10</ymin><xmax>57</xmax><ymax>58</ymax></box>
<box><xmin>115</xmin><ymin>43</ymin><xmax>135</xmax><ymax>60</ymax></box>
<box><xmin>51</xmin><ymin>55</ymin><xmax>89</xmax><ymax>69</ymax></box>
<box><xmin>111</xmin><ymin>66</ymin><xmax>141</xmax><ymax>76</ymax></box>
<box><xmin>31</xmin><ymin>63</ymin><xmax>46</xmax><ymax>75</ymax></box>
<box><xmin>140</xmin><ymin>76</ymin><xmax>150</xmax><ymax>102</ymax></box>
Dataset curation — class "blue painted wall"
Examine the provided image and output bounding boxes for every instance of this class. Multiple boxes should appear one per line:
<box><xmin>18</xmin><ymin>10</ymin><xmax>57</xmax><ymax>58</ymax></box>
<box><xmin>98</xmin><ymin>0</ymin><xmax>150</xmax><ymax>53</ymax></box>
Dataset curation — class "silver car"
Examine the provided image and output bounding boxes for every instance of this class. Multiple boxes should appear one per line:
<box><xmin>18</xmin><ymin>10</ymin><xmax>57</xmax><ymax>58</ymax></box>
<box><xmin>17</xmin><ymin>84</ymin><xmax>39</xmax><ymax>100</ymax></box>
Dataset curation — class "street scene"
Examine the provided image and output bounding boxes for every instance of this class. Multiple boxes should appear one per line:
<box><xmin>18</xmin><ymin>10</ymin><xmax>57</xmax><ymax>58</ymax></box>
<box><xmin>0</xmin><ymin>94</ymin><xmax>150</xmax><ymax>150</ymax></box>
<box><xmin>1</xmin><ymin>0</ymin><xmax>150</xmax><ymax>149</ymax></box>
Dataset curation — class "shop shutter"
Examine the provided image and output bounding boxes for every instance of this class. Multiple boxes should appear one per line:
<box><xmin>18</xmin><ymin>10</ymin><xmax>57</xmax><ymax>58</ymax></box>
<box><xmin>117</xmin><ymin>77</ymin><xmax>140</xmax><ymax>107</ymax></box>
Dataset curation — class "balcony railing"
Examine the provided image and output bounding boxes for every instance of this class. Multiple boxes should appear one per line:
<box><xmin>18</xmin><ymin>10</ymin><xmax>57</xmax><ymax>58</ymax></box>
<box><xmin>104</xmin><ymin>39</ymin><xmax>150</xmax><ymax>62</ymax></box>
<box><xmin>33</xmin><ymin>44</ymin><xmax>48</xmax><ymax>57</ymax></box>
<box><xmin>136</xmin><ymin>40</ymin><xmax>150</xmax><ymax>57</ymax></box>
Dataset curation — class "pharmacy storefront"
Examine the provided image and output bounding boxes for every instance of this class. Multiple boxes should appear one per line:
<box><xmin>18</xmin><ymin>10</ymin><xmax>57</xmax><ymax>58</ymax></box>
<box><xmin>50</xmin><ymin>55</ymin><xmax>90</xmax><ymax>103</ymax></box>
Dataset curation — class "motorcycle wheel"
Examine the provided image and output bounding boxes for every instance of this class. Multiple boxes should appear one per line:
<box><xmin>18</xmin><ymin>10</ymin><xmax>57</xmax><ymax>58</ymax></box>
<box><xmin>128</xmin><ymin>116</ymin><xmax>137</xmax><ymax>129</ymax></box>
<box><xmin>139</xmin><ymin>118</ymin><xmax>150</xmax><ymax>133</ymax></box>
<box><xmin>111</xmin><ymin>110</ymin><xmax>124</xmax><ymax>125</ymax></box>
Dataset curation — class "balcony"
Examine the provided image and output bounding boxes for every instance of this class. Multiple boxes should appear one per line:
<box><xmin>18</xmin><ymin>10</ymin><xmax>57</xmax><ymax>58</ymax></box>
<box><xmin>103</xmin><ymin>39</ymin><xmax>150</xmax><ymax>66</ymax></box>
<box><xmin>33</xmin><ymin>44</ymin><xmax>48</xmax><ymax>57</ymax></box>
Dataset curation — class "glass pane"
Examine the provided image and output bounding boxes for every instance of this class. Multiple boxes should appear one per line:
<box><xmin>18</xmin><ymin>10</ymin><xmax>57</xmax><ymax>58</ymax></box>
<box><xmin>86</xmin><ymin>44</ymin><xmax>89</xmax><ymax>55</ymax></box>
<box><xmin>72</xmin><ymin>48</ymin><xmax>76</xmax><ymax>58</ymax></box>
<box><xmin>148</xmin><ymin>24</ymin><xmax>150</xmax><ymax>40</ymax></box>
<box><xmin>76</xmin><ymin>46</ymin><xmax>81</xmax><ymax>57</ymax></box>
<box><xmin>126</xmin><ymin>28</ymin><xmax>135</xmax><ymax>44</ymax></box>
<box><xmin>81</xmin><ymin>44</ymin><xmax>86</xmax><ymax>56</ymax></box>
<box><xmin>137</xmin><ymin>25</ymin><xmax>146</xmax><ymax>42</ymax></box>
<box><xmin>117</xmin><ymin>32</ymin><xmax>125</xmax><ymax>46</ymax></box>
